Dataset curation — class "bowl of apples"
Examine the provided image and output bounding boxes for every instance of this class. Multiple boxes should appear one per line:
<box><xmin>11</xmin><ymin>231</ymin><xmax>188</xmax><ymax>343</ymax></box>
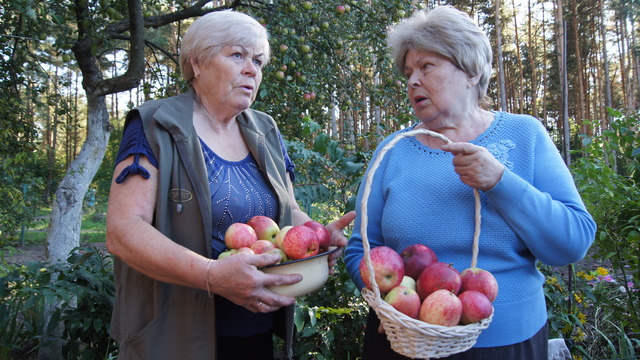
<box><xmin>222</xmin><ymin>216</ymin><xmax>337</xmax><ymax>297</ymax></box>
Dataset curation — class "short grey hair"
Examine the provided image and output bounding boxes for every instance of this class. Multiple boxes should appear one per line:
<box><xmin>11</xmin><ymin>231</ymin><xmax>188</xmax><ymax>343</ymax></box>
<box><xmin>180</xmin><ymin>10</ymin><xmax>270</xmax><ymax>83</ymax></box>
<box><xmin>387</xmin><ymin>6</ymin><xmax>492</xmax><ymax>105</ymax></box>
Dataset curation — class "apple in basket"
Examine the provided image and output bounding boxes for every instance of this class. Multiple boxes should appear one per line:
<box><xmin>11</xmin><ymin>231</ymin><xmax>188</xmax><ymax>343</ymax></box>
<box><xmin>399</xmin><ymin>275</ymin><xmax>417</xmax><ymax>291</ymax></box>
<box><xmin>401</xmin><ymin>244</ymin><xmax>438</xmax><ymax>279</ymax></box>
<box><xmin>224</xmin><ymin>222</ymin><xmax>258</xmax><ymax>249</ymax></box>
<box><xmin>458</xmin><ymin>290</ymin><xmax>493</xmax><ymax>324</ymax></box>
<box><xmin>418</xmin><ymin>289</ymin><xmax>462</xmax><ymax>327</ymax></box>
<box><xmin>359</xmin><ymin>246</ymin><xmax>405</xmax><ymax>293</ymax></box>
<box><xmin>384</xmin><ymin>285</ymin><xmax>421</xmax><ymax>319</ymax></box>
<box><xmin>416</xmin><ymin>261</ymin><xmax>462</xmax><ymax>301</ymax></box>
<box><xmin>282</xmin><ymin>225</ymin><xmax>320</xmax><ymax>260</ymax></box>
<box><xmin>247</xmin><ymin>215</ymin><xmax>280</xmax><ymax>243</ymax></box>
<box><xmin>460</xmin><ymin>267</ymin><xmax>499</xmax><ymax>303</ymax></box>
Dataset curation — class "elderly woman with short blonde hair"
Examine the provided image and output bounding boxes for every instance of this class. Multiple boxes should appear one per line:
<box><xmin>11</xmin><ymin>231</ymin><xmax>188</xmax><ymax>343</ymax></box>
<box><xmin>106</xmin><ymin>10</ymin><xmax>354</xmax><ymax>360</ymax></box>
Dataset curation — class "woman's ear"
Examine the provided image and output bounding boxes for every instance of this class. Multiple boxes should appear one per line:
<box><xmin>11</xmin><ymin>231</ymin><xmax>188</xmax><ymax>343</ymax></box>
<box><xmin>190</xmin><ymin>57</ymin><xmax>200</xmax><ymax>79</ymax></box>
<box><xmin>467</xmin><ymin>74</ymin><xmax>480</xmax><ymax>88</ymax></box>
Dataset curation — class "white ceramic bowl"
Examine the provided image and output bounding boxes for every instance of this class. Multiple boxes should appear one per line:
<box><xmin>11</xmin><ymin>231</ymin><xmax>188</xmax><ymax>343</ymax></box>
<box><xmin>261</xmin><ymin>246</ymin><xmax>339</xmax><ymax>297</ymax></box>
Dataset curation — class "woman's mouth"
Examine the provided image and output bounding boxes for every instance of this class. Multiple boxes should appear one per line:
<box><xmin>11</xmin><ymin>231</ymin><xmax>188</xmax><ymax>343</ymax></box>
<box><xmin>413</xmin><ymin>95</ymin><xmax>428</xmax><ymax>105</ymax></box>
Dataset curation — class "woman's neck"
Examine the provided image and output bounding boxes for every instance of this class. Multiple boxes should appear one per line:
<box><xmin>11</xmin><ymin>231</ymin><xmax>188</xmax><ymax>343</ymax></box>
<box><xmin>417</xmin><ymin>108</ymin><xmax>492</xmax><ymax>146</ymax></box>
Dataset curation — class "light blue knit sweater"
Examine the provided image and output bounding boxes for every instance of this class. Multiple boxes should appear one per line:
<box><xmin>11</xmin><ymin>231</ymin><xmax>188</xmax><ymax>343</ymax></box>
<box><xmin>345</xmin><ymin>111</ymin><xmax>596</xmax><ymax>348</ymax></box>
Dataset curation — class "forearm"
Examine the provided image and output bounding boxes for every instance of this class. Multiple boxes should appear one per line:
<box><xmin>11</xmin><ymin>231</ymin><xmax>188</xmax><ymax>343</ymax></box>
<box><xmin>487</xmin><ymin>168</ymin><xmax>596</xmax><ymax>265</ymax></box>
<box><xmin>107</xmin><ymin>216</ymin><xmax>210</xmax><ymax>291</ymax></box>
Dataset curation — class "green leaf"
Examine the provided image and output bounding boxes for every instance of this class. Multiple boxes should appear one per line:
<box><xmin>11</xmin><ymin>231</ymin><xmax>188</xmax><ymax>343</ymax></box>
<box><xmin>313</xmin><ymin>133</ymin><xmax>330</xmax><ymax>153</ymax></box>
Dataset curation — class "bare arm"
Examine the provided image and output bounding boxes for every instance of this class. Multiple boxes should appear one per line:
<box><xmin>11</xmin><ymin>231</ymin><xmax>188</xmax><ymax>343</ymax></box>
<box><xmin>106</xmin><ymin>155</ymin><xmax>301</xmax><ymax>312</ymax></box>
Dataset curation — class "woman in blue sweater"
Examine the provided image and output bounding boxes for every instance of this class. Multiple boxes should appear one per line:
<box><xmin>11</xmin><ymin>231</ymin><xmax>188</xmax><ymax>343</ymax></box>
<box><xmin>344</xmin><ymin>6</ymin><xmax>596</xmax><ymax>359</ymax></box>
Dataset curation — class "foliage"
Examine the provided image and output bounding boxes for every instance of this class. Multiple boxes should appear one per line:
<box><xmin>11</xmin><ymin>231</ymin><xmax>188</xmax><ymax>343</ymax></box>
<box><xmin>571</xmin><ymin>109</ymin><xmax>640</xmax><ymax>333</ymax></box>
<box><xmin>292</xmin><ymin>260</ymin><xmax>368</xmax><ymax>360</ymax></box>
<box><xmin>541</xmin><ymin>108</ymin><xmax>640</xmax><ymax>359</ymax></box>
<box><xmin>542</xmin><ymin>264</ymin><xmax>640</xmax><ymax>359</ymax></box>
<box><xmin>0</xmin><ymin>247</ymin><xmax>115</xmax><ymax>360</ymax></box>
<box><xmin>249</xmin><ymin>0</ymin><xmax>417</xmax><ymax>147</ymax></box>
<box><xmin>286</xmin><ymin>117</ymin><xmax>367</xmax><ymax>217</ymax></box>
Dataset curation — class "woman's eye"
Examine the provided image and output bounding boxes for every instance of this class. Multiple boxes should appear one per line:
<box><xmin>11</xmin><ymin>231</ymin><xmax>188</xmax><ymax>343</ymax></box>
<box><xmin>253</xmin><ymin>59</ymin><xmax>263</xmax><ymax>67</ymax></box>
<box><xmin>232</xmin><ymin>53</ymin><xmax>243</xmax><ymax>59</ymax></box>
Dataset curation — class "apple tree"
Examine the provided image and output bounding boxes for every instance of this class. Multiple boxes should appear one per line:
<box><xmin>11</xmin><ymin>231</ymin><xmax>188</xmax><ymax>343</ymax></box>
<box><xmin>249</xmin><ymin>0</ymin><xmax>421</xmax><ymax>222</ymax></box>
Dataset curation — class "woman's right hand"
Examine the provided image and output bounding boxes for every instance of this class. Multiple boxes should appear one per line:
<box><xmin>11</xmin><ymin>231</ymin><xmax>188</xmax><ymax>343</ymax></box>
<box><xmin>208</xmin><ymin>252</ymin><xmax>302</xmax><ymax>313</ymax></box>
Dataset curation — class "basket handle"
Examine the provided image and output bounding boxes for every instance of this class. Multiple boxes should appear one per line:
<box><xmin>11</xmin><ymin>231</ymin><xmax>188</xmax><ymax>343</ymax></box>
<box><xmin>360</xmin><ymin>129</ymin><xmax>482</xmax><ymax>303</ymax></box>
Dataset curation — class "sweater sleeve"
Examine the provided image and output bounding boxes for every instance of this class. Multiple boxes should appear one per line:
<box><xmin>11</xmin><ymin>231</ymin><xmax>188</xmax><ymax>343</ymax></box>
<box><xmin>485</xmin><ymin>122</ymin><xmax>596</xmax><ymax>266</ymax></box>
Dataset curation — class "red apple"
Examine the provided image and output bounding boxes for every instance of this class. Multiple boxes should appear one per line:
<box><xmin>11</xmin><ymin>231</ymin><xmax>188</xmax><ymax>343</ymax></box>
<box><xmin>418</xmin><ymin>289</ymin><xmax>463</xmax><ymax>327</ymax></box>
<box><xmin>224</xmin><ymin>222</ymin><xmax>258</xmax><ymax>249</ymax></box>
<box><xmin>247</xmin><ymin>215</ymin><xmax>280</xmax><ymax>243</ymax></box>
<box><xmin>458</xmin><ymin>290</ymin><xmax>493</xmax><ymax>324</ymax></box>
<box><xmin>358</xmin><ymin>246</ymin><xmax>405</xmax><ymax>293</ymax></box>
<box><xmin>282</xmin><ymin>225</ymin><xmax>320</xmax><ymax>260</ymax></box>
<box><xmin>400</xmin><ymin>244</ymin><xmax>438</xmax><ymax>279</ymax></box>
<box><xmin>274</xmin><ymin>225</ymin><xmax>293</xmax><ymax>250</ymax></box>
<box><xmin>250</xmin><ymin>239</ymin><xmax>277</xmax><ymax>254</ymax></box>
<box><xmin>460</xmin><ymin>267</ymin><xmax>499</xmax><ymax>302</ymax></box>
<box><xmin>384</xmin><ymin>286</ymin><xmax>421</xmax><ymax>319</ymax></box>
<box><xmin>335</xmin><ymin>5</ymin><xmax>346</xmax><ymax>14</ymax></box>
<box><xmin>416</xmin><ymin>262</ymin><xmax>462</xmax><ymax>300</ymax></box>
<box><xmin>304</xmin><ymin>220</ymin><xmax>331</xmax><ymax>252</ymax></box>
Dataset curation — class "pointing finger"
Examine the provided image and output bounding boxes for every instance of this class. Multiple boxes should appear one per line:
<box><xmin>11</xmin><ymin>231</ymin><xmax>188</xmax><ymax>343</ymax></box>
<box><xmin>441</xmin><ymin>142</ymin><xmax>478</xmax><ymax>155</ymax></box>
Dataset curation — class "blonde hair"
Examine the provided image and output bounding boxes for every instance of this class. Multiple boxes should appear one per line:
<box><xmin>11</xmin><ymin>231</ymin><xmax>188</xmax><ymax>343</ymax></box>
<box><xmin>180</xmin><ymin>10</ymin><xmax>270</xmax><ymax>83</ymax></box>
<box><xmin>387</xmin><ymin>6</ymin><xmax>492</xmax><ymax>105</ymax></box>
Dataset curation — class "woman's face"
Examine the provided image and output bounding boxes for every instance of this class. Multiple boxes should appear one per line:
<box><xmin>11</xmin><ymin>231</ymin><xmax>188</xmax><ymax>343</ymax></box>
<box><xmin>404</xmin><ymin>49</ymin><xmax>476</xmax><ymax>124</ymax></box>
<box><xmin>192</xmin><ymin>44</ymin><xmax>265</xmax><ymax>117</ymax></box>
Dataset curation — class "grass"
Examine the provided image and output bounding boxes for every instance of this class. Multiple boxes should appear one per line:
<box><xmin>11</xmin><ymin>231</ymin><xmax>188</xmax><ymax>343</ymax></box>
<box><xmin>18</xmin><ymin>205</ymin><xmax>107</xmax><ymax>245</ymax></box>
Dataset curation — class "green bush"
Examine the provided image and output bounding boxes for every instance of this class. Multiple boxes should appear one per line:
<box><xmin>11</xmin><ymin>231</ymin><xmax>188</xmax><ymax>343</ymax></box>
<box><xmin>292</xmin><ymin>259</ymin><xmax>368</xmax><ymax>360</ymax></box>
<box><xmin>0</xmin><ymin>247</ymin><xmax>116</xmax><ymax>359</ymax></box>
<box><xmin>542</xmin><ymin>108</ymin><xmax>640</xmax><ymax>359</ymax></box>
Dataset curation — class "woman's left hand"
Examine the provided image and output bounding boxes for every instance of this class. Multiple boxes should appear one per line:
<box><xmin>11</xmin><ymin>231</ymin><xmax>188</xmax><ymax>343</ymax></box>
<box><xmin>440</xmin><ymin>142</ymin><xmax>505</xmax><ymax>191</ymax></box>
<box><xmin>324</xmin><ymin>211</ymin><xmax>356</xmax><ymax>274</ymax></box>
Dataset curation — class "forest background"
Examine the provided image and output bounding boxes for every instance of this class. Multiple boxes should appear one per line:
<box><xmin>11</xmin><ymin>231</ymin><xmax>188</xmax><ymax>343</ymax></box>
<box><xmin>1</xmin><ymin>0</ymin><xmax>639</xmax><ymax>359</ymax></box>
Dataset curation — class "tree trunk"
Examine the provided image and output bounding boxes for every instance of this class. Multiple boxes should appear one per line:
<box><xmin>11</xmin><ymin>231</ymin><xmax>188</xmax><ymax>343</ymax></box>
<box><xmin>632</xmin><ymin>16</ymin><xmax>640</xmax><ymax>109</ymax></box>
<box><xmin>541</xmin><ymin>2</ymin><xmax>549</xmax><ymax>128</ymax></box>
<box><xmin>555</xmin><ymin>0</ymin><xmax>571</xmax><ymax>164</ymax></box>
<box><xmin>526</xmin><ymin>0</ymin><xmax>539</xmax><ymax>119</ymax></box>
<box><xmin>495</xmin><ymin>0</ymin><xmax>507</xmax><ymax>111</ymax></box>
<box><xmin>569</xmin><ymin>0</ymin><xmax>586</xmax><ymax>131</ymax></box>
<box><xmin>46</xmin><ymin>96</ymin><xmax>110</xmax><ymax>263</ymax></box>
<box><xmin>511</xmin><ymin>0</ymin><xmax>524</xmax><ymax>113</ymax></box>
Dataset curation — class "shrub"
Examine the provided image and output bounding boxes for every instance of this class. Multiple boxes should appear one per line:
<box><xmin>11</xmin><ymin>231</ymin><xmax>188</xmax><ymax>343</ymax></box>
<box><xmin>0</xmin><ymin>247</ymin><xmax>116</xmax><ymax>359</ymax></box>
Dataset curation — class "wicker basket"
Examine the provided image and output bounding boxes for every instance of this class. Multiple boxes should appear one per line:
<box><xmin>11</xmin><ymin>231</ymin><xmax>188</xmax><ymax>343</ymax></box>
<box><xmin>359</xmin><ymin>129</ymin><xmax>493</xmax><ymax>359</ymax></box>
